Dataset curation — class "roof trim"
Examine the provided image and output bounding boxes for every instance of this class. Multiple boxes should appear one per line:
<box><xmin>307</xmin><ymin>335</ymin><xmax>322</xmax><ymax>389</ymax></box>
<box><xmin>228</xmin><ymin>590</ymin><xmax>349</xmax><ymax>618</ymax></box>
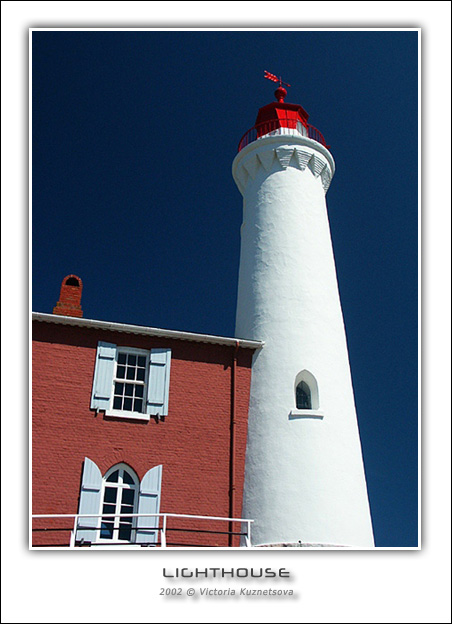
<box><xmin>32</xmin><ymin>312</ymin><xmax>264</xmax><ymax>350</ymax></box>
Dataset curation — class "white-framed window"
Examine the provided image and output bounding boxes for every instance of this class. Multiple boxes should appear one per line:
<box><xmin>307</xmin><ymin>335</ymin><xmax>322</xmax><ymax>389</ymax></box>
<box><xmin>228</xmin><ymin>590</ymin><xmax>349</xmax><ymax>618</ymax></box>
<box><xmin>294</xmin><ymin>370</ymin><xmax>319</xmax><ymax>410</ymax></box>
<box><xmin>111</xmin><ymin>347</ymin><xmax>149</xmax><ymax>415</ymax></box>
<box><xmin>76</xmin><ymin>458</ymin><xmax>163</xmax><ymax>546</ymax></box>
<box><xmin>296</xmin><ymin>380</ymin><xmax>312</xmax><ymax>409</ymax></box>
<box><xmin>90</xmin><ymin>342</ymin><xmax>171</xmax><ymax>421</ymax></box>
<box><xmin>99</xmin><ymin>464</ymin><xmax>139</xmax><ymax>542</ymax></box>
<box><xmin>289</xmin><ymin>370</ymin><xmax>324</xmax><ymax>419</ymax></box>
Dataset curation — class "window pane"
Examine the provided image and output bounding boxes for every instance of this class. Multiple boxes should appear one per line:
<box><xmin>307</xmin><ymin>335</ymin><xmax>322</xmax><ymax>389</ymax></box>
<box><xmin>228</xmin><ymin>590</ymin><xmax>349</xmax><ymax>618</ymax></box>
<box><xmin>122</xmin><ymin>488</ymin><xmax>135</xmax><ymax>504</ymax></box>
<box><xmin>102</xmin><ymin>503</ymin><xmax>115</xmax><ymax>515</ymax></box>
<box><xmin>135</xmin><ymin>385</ymin><xmax>144</xmax><ymax>398</ymax></box>
<box><xmin>100</xmin><ymin>522</ymin><xmax>113</xmax><ymax>539</ymax></box>
<box><xmin>125</xmin><ymin>383</ymin><xmax>134</xmax><ymax>396</ymax></box>
<box><xmin>127</xmin><ymin>354</ymin><xmax>137</xmax><ymax>366</ymax></box>
<box><xmin>106</xmin><ymin>470</ymin><xmax>119</xmax><ymax>483</ymax></box>
<box><xmin>126</xmin><ymin>367</ymin><xmax>135</xmax><ymax>380</ymax></box>
<box><xmin>136</xmin><ymin>368</ymin><xmax>145</xmax><ymax>381</ymax></box>
<box><xmin>118</xmin><ymin>353</ymin><xmax>127</xmax><ymax>365</ymax></box>
<box><xmin>104</xmin><ymin>487</ymin><xmax>117</xmax><ymax>503</ymax></box>
<box><xmin>123</xmin><ymin>397</ymin><xmax>133</xmax><ymax>411</ymax></box>
<box><xmin>118</xmin><ymin>524</ymin><xmax>132</xmax><ymax>541</ymax></box>
<box><xmin>137</xmin><ymin>356</ymin><xmax>146</xmax><ymax>367</ymax></box>
<box><xmin>296</xmin><ymin>381</ymin><xmax>311</xmax><ymax>409</ymax></box>
<box><xmin>117</xmin><ymin>366</ymin><xmax>126</xmax><ymax>379</ymax></box>
<box><xmin>133</xmin><ymin>399</ymin><xmax>142</xmax><ymax>412</ymax></box>
<box><xmin>114</xmin><ymin>382</ymin><xmax>124</xmax><ymax>395</ymax></box>
<box><xmin>122</xmin><ymin>471</ymin><xmax>134</xmax><ymax>485</ymax></box>
<box><xmin>113</xmin><ymin>396</ymin><xmax>122</xmax><ymax>410</ymax></box>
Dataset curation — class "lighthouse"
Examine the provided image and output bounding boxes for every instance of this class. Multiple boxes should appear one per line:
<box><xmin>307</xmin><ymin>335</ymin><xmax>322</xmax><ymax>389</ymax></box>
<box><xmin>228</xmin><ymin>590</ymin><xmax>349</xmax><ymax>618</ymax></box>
<box><xmin>233</xmin><ymin>75</ymin><xmax>374</xmax><ymax>547</ymax></box>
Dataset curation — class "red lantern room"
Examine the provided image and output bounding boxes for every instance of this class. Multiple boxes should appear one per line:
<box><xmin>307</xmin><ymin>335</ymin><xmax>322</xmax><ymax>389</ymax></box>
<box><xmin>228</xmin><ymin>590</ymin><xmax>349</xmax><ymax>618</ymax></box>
<box><xmin>254</xmin><ymin>86</ymin><xmax>310</xmax><ymax>138</ymax></box>
<box><xmin>238</xmin><ymin>72</ymin><xmax>328</xmax><ymax>152</ymax></box>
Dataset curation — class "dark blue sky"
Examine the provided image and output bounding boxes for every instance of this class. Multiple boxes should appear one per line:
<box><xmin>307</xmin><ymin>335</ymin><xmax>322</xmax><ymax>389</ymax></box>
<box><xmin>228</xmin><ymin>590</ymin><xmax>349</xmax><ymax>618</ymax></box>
<box><xmin>32</xmin><ymin>30</ymin><xmax>418</xmax><ymax>547</ymax></box>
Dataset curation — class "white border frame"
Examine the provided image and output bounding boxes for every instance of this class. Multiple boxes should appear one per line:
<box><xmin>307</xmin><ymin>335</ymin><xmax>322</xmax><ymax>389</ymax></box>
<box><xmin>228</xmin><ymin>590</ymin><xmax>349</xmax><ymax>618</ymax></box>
<box><xmin>5</xmin><ymin>9</ymin><xmax>449</xmax><ymax>622</ymax></box>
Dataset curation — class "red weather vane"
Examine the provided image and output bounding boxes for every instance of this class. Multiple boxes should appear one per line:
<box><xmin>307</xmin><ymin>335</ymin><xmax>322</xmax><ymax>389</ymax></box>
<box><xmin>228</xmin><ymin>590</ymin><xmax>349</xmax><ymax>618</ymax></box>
<box><xmin>264</xmin><ymin>70</ymin><xmax>291</xmax><ymax>88</ymax></box>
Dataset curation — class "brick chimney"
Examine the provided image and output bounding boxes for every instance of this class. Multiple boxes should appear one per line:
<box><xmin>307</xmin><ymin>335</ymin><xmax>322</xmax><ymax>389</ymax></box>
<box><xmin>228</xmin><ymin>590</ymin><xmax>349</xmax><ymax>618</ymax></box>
<box><xmin>53</xmin><ymin>275</ymin><xmax>83</xmax><ymax>318</ymax></box>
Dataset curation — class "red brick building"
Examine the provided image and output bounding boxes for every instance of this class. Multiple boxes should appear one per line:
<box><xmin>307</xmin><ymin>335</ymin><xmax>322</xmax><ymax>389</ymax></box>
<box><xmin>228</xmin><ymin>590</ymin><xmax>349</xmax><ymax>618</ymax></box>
<box><xmin>32</xmin><ymin>276</ymin><xmax>262</xmax><ymax>548</ymax></box>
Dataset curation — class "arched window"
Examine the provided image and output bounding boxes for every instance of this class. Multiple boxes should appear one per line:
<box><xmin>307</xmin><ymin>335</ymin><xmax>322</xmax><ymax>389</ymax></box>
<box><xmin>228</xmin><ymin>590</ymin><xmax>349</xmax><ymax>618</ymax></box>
<box><xmin>100</xmin><ymin>464</ymin><xmax>139</xmax><ymax>542</ymax></box>
<box><xmin>294</xmin><ymin>370</ymin><xmax>320</xmax><ymax>411</ymax></box>
<box><xmin>296</xmin><ymin>380</ymin><xmax>312</xmax><ymax>409</ymax></box>
<box><xmin>77</xmin><ymin>458</ymin><xmax>163</xmax><ymax>545</ymax></box>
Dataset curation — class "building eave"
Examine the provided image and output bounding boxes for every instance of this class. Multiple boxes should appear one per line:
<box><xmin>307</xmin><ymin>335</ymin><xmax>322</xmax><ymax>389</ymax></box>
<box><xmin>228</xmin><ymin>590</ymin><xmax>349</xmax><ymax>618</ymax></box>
<box><xmin>32</xmin><ymin>312</ymin><xmax>264</xmax><ymax>350</ymax></box>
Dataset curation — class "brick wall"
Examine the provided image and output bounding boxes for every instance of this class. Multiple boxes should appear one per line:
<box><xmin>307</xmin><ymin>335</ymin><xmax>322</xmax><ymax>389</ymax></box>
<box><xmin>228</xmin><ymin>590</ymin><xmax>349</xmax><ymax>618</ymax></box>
<box><xmin>32</xmin><ymin>320</ymin><xmax>254</xmax><ymax>547</ymax></box>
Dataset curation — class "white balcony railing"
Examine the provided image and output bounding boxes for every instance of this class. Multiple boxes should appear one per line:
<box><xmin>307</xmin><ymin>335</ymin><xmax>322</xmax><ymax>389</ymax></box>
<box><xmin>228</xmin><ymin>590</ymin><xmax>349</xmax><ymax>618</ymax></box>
<box><xmin>31</xmin><ymin>512</ymin><xmax>254</xmax><ymax>548</ymax></box>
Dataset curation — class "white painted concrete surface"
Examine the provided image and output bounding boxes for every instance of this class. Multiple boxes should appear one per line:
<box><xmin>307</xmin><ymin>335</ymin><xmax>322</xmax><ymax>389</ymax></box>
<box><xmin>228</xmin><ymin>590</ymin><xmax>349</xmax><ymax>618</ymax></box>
<box><xmin>233</xmin><ymin>134</ymin><xmax>374</xmax><ymax>547</ymax></box>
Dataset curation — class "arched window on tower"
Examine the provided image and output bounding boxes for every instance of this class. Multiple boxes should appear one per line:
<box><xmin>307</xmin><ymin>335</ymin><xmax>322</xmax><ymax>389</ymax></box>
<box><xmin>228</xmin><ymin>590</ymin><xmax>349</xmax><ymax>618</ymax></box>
<box><xmin>293</xmin><ymin>370</ymin><xmax>320</xmax><ymax>412</ymax></box>
<box><xmin>296</xmin><ymin>380</ymin><xmax>312</xmax><ymax>409</ymax></box>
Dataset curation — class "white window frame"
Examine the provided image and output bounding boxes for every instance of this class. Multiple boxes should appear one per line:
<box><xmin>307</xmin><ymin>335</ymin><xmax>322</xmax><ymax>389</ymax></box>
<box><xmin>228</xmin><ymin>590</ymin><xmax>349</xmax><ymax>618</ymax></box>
<box><xmin>97</xmin><ymin>464</ymin><xmax>140</xmax><ymax>544</ymax></box>
<box><xmin>289</xmin><ymin>369</ymin><xmax>324</xmax><ymax>419</ymax></box>
<box><xmin>105</xmin><ymin>346</ymin><xmax>151</xmax><ymax>421</ymax></box>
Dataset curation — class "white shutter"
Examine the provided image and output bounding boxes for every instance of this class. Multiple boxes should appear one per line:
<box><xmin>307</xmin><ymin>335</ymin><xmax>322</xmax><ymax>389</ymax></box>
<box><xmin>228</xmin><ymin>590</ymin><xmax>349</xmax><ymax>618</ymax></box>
<box><xmin>76</xmin><ymin>457</ymin><xmax>102</xmax><ymax>544</ymax></box>
<box><xmin>147</xmin><ymin>348</ymin><xmax>171</xmax><ymax>416</ymax></box>
<box><xmin>136</xmin><ymin>465</ymin><xmax>162</xmax><ymax>544</ymax></box>
<box><xmin>90</xmin><ymin>342</ymin><xmax>116</xmax><ymax>410</ymax></box>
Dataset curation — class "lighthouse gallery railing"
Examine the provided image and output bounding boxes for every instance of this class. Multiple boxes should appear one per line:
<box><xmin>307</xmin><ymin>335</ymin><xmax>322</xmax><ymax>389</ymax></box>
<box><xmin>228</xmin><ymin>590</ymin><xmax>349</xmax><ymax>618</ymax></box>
<box><xmin>238</xmin><ymin>119</ymin><xmax>327</xmax><ymax>152</ymax></box>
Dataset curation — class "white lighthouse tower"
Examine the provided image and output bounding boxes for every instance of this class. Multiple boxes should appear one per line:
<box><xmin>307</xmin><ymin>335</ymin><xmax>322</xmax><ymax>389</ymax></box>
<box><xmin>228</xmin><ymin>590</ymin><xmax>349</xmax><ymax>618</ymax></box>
<box><xmin>233</xmin><ymin>77</ymin><xmax>374</xmax><ymax>547</ymax></box>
